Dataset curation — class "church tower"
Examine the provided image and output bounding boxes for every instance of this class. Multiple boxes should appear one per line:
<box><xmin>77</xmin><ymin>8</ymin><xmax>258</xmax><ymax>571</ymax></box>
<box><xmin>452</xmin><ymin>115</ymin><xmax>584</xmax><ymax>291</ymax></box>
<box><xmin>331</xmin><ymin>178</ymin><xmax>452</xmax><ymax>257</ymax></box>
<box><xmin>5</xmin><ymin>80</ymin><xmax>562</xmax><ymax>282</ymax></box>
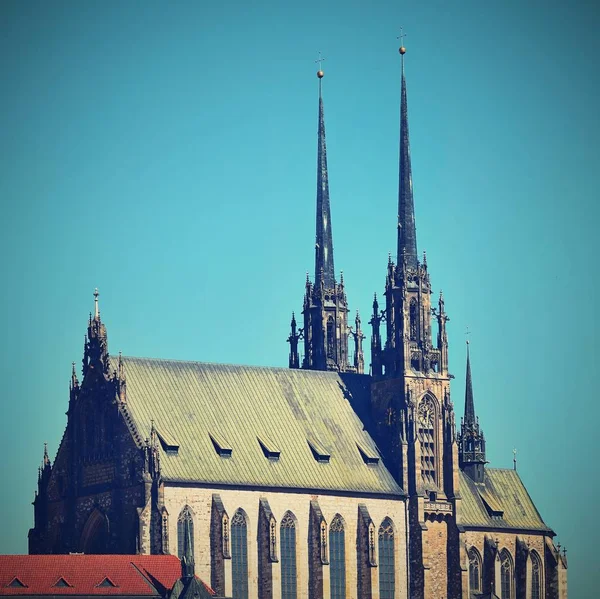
<box><xmin>288</xmin><ymin>64</ymin><xmax>363</xmax><ymax>373</ymax></box>
<box><xmin>369</xmin><ymin>41</ymin><xmax>460</xmax><ymax>599</ymax></box>
<box><xmin>458</xmin><ymin>341</ymin><xmax>487</xmax><ymax>483</ymax></box>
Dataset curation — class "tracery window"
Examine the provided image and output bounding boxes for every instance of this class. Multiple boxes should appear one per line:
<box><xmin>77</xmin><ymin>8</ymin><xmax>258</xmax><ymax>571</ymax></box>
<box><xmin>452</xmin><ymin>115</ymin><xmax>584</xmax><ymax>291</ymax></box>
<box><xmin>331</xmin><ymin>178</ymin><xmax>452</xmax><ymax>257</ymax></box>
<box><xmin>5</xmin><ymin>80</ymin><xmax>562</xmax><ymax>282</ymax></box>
<box><xmin>327</xmin><ymin>316</ymin><xmax>335</xmax><ymax>359</ymax></box>
<box><xmin>417</xmin><ymin>395</ymin><xmax>436</xmax><ymax>485</ymax></box>
<box><xmin>329</xmin><ymin>515</ymin><xmax>346</xmax><ymax>599</ymax></box>
<box><xmin>231</xmin><ymin>509</ymin><xmax>248</xmax><ymax>599</ymax></box>
<box><xmin>177</xmin><ymin>506</ymin><xmax>194</xmax><ymax>558</ymax></box>
<box><xmin>280</xmin><ymin>512</ymin><xmax>297</xmax><ymax>599</ymax></box>
<box><xmin>378</xmin><ymin>518</ymin><xmax>395</xmax><ymax>599</ymax></box>
<box><xmin>468</xmin><ymin>547</ymin><xmax>482</xmax><ymax>592</ymax></box>
<box><xmin>531</xmin><ymin>551</ymin><xmax>542</xmax><ymax>599</ymax></box>
<box><xmin>500</xmin><ymin>549</ymin><xmax>513</xmax><ymax>599</ymax></box>
<box><xmin>409</xmin><ymin>299</ymin><xmax>418</xmax><ymax>340</ymax></box>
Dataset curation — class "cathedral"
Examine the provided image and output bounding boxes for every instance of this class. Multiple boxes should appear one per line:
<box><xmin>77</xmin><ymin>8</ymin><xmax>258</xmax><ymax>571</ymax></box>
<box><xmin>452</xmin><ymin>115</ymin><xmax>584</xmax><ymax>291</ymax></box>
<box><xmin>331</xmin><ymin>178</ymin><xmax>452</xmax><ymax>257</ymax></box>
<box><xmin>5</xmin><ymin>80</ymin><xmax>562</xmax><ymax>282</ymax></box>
<box><xmin>28</xmin><ymin>46</ymin><xmax>568</xmax><ymax>599</ymax></box>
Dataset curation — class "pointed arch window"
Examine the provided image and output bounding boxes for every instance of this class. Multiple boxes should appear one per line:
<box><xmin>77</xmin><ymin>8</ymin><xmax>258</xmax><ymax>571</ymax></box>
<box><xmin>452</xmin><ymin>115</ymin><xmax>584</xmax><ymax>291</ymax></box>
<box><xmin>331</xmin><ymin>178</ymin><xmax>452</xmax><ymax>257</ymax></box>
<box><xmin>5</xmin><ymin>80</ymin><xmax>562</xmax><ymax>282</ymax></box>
<box><xmin>231</xmin><ymin>509</ymin><xmax>249</xmax><ymax>599</ymax></box>
<box><xmin>500</xmin><ymin>549</ymin><xmax>514</xmax><ymax>599</ymax></box>
<box><xmin>417</xmin><ymin>395</ymin><xmax>437</xmax><ymax>485</ymax></box>
<box><xmin>327</xmin><ymin>316</ymin><xmax>335</xmax><ymax>359</ymax></box>
<box><xmin>378</xmin><ymin>518</ymin><xmax>395</xmax><ymax>599</ymax></box>
<box><xmin>280</xmin><ymin>511</ymin><xmax>297</xmax><ymax>599</ymax></box>
<box><xmin>468</xmin><ymin>547</ymin><xmax>482</xmax><ymax>592</ymax></box>
<box><xmin>531</xmin><ymin>551</ymin><xmax>542</xmax><ymax>599</ymax></box>
<box><xmin>177</xmin><ymin>506</ymin><xmax>194</xmax><ymax>559</ymax></box>
<box><xmin>409</xmin><ymin>299</ymin><xmax>418</xmax><ymax>340</ymax></box>
<box><xmin>329</xmin><ymin>514</ymin><xmax>346</xmax><ymax>599</ymax></box>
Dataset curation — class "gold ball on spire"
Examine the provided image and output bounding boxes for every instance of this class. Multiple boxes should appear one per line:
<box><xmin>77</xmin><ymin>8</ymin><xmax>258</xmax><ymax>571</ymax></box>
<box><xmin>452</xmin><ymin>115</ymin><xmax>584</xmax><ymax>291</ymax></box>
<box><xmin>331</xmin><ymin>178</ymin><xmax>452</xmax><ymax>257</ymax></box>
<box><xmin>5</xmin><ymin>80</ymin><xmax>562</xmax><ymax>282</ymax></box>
<box><xmin>317</xmin><ymin>70</ymin><xmax>324</xmax><ymax>78</ymax></box>
<box><xmin>399</xmin><ymin>46</ymin><xmax>406</xmax><ymax>55</ymax></box>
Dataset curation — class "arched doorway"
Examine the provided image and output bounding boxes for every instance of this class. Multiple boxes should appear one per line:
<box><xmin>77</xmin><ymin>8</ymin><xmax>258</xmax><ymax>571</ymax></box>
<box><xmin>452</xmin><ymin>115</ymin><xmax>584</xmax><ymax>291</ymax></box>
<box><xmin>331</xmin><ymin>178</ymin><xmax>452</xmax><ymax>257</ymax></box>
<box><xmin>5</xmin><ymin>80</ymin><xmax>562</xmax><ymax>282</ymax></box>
<box><xmin>80</xmin><ymin>508</ymin><xmax>109</xmax><ymax>554</ymax></box>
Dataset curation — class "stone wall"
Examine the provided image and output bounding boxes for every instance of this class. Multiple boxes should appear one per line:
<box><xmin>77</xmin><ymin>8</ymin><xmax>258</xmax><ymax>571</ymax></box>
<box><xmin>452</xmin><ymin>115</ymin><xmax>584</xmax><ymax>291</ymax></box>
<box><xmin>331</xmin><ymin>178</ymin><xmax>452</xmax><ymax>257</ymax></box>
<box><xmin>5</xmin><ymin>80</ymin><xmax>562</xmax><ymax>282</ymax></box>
<box><xmin>161</xmin><ymin>485</ymin><xmax>408</xmax><ymax>599</ymax></box>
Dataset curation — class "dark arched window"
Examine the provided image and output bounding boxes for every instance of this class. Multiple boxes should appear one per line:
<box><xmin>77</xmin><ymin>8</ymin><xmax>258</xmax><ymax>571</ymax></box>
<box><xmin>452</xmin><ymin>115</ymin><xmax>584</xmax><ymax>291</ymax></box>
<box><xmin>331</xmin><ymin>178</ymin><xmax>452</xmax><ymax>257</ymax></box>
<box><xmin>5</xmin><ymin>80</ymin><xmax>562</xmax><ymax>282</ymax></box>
<box><xmin>329</xmin><ymin>514</ymin><xmax>346</xmax><ymax>599</ymax></box>
<box><xmin>177</xmin><ymin>506</ymin><xmax>194</xmax><ymax>558</ymax></box>
<box><xmin>231</xmin><ymin>509</ymin><xmax>248</xmax><ymax>599</ymax></box>
<box><xmin>378</xmin><ymin>518</ymin><xmax>395</xmax><ymax>599</ymax></box>
<box><xmin>409</xmin><ymin>299</ymin><xmax>418</xmax><ymax>340</ymax></box>
<box><xmin>281</xmin><ymin>511</ymin><xmax>297</xmax><ymax>599</ymax></box>
<box><xmin>500</xmin><ymin>549</ymin><xmax>513</xmax><ymax>599</ymax></box>
<box><xmin>417</xmin><ymin>395</ymin><xmax>437</xmax><ymax>485</ymax></box>
<box><xmin>327</xmin><ymin>316</ymin><xmax>335</xmax><ymax>359</ymax></box>
<box><xmin>531</xmin><ymin>551</ymin><xmax>542</xmax><ymax>599</ymax></box>
<box><xmin>468</xmin><ymin>547</ymin><xmax>482</xmax><ymax>592</ymax></box>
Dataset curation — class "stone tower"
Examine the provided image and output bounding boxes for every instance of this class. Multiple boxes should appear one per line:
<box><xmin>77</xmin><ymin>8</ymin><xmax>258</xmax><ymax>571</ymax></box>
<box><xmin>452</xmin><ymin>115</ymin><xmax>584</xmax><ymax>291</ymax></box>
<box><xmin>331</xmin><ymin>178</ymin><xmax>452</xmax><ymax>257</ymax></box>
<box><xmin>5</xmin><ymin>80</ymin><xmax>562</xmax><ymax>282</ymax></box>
<box><xmin>369</xmin><ymin>44</ymin><xmax>460</xmax><ymax>599</ymax></box>
<box><xmin>288</xmin><ymin>68</ymin><xmax>363</xmax><ymax>373</ymax></box>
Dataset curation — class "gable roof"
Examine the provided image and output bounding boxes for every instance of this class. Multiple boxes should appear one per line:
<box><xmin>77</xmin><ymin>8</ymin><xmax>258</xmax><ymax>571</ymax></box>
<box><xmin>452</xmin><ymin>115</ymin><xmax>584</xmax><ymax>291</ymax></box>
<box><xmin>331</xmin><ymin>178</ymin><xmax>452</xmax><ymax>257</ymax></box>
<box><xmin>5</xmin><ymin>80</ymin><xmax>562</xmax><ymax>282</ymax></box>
<box><xmin>458</xmin><ymin>469</ymin><xmax>553</xmax><ymax>533</ymax></box>
<box><xmin>0</xmin><ymin>555</ymin><xmax>199</xmax><ymax>596</ymax></box>
<box><xmin>119</xmin><ymin>357</ymin><xmax>403</xmax><ymax>497</ymax></box>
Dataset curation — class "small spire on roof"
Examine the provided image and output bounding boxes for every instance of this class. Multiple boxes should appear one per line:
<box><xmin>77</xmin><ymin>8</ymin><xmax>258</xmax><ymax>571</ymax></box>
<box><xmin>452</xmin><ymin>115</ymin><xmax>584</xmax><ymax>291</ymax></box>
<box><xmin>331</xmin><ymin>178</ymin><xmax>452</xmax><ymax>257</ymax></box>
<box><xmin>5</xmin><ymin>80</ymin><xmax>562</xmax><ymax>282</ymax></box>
<box><xmin>93</xmin><ymin>288</ymin><xmax>100</xmax><ymax>320</ymax></box>
<box><xmin>513</xmin><ymin>447</ymin><xmax>517</xmax><ymax>471</ymax></box>
<box><xmin>43</xmin><ymin>442</ymin><xmax>50</xmax><ymax>467</ymax></box>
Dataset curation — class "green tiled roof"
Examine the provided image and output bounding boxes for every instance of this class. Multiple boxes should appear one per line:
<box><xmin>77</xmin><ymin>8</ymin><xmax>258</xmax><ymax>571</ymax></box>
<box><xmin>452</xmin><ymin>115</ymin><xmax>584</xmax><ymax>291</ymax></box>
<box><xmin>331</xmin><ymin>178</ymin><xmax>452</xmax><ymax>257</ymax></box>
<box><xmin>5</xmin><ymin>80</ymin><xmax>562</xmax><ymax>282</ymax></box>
<box><xmin>119</xmin><ymin>357</ymin><xmax>404</xmax><ymax>497</ymax></box>
<box><xmin>458</xmin><ymin>469</ymin><xmax>552</xmax><ymax>533</ymax></box>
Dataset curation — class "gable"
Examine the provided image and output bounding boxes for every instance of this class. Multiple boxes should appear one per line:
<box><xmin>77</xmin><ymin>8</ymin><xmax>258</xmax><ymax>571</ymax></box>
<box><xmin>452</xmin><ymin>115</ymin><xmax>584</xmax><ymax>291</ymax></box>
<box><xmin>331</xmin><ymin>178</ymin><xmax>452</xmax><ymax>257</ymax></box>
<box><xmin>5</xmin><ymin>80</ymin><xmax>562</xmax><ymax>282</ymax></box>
<box><xmin>118</xmin><ymin>357</ymin><xmax>403</xmax><ymax>496</ymax></box>
<box><xmin>458</xmin><ymin>469</ymin><xmax>553</xmax><ymax>533</ymax></box>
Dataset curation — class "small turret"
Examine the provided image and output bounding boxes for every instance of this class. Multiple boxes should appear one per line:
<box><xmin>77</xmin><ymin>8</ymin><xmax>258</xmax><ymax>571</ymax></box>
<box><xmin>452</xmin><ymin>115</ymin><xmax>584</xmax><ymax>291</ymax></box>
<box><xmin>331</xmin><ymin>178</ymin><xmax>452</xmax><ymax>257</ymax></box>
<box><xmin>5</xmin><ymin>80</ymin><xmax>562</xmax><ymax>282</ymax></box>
<box><xmin>287</xmin><ymin>313</ymin><xmax>302</xmax><ymax>369</ymax></box>
<box><xmin>83</xmin><ymin>289</ymin><xmax>110</xmax><ymax>378</ymax></box>
<box><xmin>458</xmin><ymin>342</ymin><xmax>487</xmax><ymax>482</ymax></box>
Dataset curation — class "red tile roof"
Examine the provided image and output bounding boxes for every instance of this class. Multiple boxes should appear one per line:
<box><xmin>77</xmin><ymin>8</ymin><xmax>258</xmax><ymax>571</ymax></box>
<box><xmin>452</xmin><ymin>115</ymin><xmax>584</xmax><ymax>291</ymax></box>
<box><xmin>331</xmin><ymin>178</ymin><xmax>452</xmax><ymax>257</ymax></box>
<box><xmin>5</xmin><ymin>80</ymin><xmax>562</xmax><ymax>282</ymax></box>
<box><xmin>0</xmin><ymin>555</ymin><xmax>213</xmax><ymax>596</ymax></box>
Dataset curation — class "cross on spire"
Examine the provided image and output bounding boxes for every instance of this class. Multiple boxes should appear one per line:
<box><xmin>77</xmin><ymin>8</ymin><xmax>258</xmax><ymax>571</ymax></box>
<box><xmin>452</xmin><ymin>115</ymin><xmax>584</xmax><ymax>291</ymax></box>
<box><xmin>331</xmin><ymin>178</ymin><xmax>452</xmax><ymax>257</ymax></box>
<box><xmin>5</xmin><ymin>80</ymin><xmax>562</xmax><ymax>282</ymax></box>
<box><xmin>397</xmin><ymin>26</ymin><xmax>406</xmax><ymax>47</ymax></box>
<box><xmin>315</xmin><ymin>51</ymin><xmax>326</xmax><ymax>70</ymax></box>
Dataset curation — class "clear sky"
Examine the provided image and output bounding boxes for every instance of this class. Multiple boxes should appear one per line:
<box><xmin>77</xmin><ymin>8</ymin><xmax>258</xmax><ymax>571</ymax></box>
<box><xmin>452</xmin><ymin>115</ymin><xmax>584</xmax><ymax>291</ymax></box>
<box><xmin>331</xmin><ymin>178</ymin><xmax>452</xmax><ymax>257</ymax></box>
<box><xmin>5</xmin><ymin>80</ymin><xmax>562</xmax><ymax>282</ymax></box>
<box><xmin>1</xmin><ymin>1</ymin><xmax>597</xmax><ymax>596</ymax></box>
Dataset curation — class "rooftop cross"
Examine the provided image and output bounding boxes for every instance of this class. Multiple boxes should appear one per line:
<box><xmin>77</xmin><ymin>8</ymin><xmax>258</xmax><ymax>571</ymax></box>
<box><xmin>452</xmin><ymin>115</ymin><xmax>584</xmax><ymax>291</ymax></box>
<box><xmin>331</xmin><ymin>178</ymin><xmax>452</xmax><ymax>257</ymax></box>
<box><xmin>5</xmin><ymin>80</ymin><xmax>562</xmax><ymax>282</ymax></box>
<box><xmin>315</xmin><ymin>51</ymin><xmax>326</xmax><ymax>72</ymax></box>
<box><xmin>397</xmin><ymin>26</ymin><xmax>407</xmax><ymax>55</ymax></box>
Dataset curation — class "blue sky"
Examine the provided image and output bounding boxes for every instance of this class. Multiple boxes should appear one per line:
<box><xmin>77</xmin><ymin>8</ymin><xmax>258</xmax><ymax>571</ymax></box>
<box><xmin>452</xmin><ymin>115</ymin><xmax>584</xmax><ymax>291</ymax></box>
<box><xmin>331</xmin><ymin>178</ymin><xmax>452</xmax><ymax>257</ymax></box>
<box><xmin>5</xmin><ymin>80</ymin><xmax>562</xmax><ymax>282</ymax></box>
<box><xmin>1</xmin><ymin>1</ymin><xmax>598</xmax><ymax>596</ymax></box>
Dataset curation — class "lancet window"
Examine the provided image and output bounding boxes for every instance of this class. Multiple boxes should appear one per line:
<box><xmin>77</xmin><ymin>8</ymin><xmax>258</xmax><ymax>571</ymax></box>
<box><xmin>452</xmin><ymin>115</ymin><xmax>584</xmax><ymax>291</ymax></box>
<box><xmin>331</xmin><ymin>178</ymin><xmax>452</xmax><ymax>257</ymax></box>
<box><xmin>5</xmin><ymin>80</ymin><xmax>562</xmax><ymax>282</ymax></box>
<box><xmin>378</xmin><ymin>518</ymin><xmax>395</xmax><ymax>599</ymax></box>
<box><xmin>531</xmin><ymin>551</ymin><xmax>542</xmax><ymax>599</ymax></box>
<box><xmin>417</xmin><ymin>395</ymin><xmax>437</xmax><ymax>485</ymax></box>
<box><xmin>231</xmin><ymin>509</ymin><xmax>248</xmax><ymax>599</ymax></box>
<box><xmin>327</xmin><ymin>316</ymin><xmax>335</xmax><ymax>359</ymax></box>
<box><xmin>280</xmin><ymin>512</ymin><xmax>297</xmax><ymax>599</ymax></box>
<box><xmin>329</xmin><ymin>515</ymin><xmax>346</xmax><ymax>599</ymax></box>
<box><xmin>468</xmin><ymin>547</ymin><xmax>482</xmax><ymax>592</ymax></box>
<box><xmin>500</xmin><ymin>549</ymin><xmax>513</xmax><ymax>599</ymax></box>
<box><xmin>409</xmin><ymin>299</ymin><xmax>418</xmax><ymax>340</ymax></box>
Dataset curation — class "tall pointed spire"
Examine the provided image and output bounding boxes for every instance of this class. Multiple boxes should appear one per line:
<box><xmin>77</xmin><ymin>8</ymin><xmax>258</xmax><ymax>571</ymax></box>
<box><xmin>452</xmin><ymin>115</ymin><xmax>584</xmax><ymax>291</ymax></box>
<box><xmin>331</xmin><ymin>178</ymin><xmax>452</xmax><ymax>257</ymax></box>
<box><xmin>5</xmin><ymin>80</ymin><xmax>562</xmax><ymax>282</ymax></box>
<box><xmin>290</xmin><ymin>59</ymin><xmax>355</xmax><ymax>373</ymax></box>
<box><xmin>459</xmin><ymin>340</ymin><xmax>487</xmax><ymax>482</ymax></box>
<box><xmin>464</xmin><ymin>340</ymin><xmax>475</xmax><ymax>423</ymax></box>
<box><xmin>314</xmin><ymin>57</ymin><xmax>335</xmax><ymax>288</ymax></box>
<box><xmin>397</xmin><ymin>38</ymin><xmax>418</xmax><ymax>268</ymax></box>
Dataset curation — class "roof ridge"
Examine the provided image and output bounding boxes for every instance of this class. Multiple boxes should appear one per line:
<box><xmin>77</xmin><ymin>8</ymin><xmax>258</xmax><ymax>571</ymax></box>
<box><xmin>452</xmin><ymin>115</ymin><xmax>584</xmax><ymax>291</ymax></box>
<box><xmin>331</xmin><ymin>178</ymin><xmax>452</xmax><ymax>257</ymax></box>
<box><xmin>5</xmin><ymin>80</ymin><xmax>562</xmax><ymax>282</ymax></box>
<box><xmin>117</xmin><ymin>355</ymin><xmax>371</xmax><ymax>376</ymax></box>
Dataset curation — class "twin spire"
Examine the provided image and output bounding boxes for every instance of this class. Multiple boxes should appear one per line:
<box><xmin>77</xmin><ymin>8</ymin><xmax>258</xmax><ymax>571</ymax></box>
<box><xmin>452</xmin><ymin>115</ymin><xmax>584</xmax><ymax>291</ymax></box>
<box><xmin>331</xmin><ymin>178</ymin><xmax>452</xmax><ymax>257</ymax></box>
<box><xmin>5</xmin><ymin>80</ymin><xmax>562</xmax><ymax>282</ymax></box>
<box><xmin>315</xmin><ymin>70</ymin><xmax>335</xmax><ymax>288</ymax></box>
<box><xmin>287</xmin><ymin>60</ymin><xmax>361</xmax><ymax>373</ymax></box>
<box><xmin>397</xmin><ymin>45</ymin><xmax>418</xmax><ymax>269</ymax></box>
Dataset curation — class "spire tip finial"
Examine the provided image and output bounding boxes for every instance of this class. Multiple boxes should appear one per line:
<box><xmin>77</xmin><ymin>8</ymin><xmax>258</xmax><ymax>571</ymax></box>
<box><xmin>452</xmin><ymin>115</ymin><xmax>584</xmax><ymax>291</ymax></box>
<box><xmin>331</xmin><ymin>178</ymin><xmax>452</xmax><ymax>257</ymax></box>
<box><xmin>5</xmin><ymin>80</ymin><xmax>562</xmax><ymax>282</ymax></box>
<box><xmin>93</xmin><ymin>288</ymin><xmax>99</xmax><ymax>319</ymax></box>
<box><xmin>315</xmin><ymin>51</ymin><xmax>325</xmax><ymax>79</ymax></box>
<box><xmin>398</xmin><ymin>26</ymin><xmax>406</xmax><ymax>55</ymax></box>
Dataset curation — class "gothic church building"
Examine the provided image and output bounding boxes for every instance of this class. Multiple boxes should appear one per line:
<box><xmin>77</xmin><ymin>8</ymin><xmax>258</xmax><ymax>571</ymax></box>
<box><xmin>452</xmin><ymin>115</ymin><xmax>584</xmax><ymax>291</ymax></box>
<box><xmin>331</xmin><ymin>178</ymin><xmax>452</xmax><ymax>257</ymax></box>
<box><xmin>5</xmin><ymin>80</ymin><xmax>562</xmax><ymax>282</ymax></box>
<box><xmin>29</xmin><ymin>47</ymin><xmax>568</xmax><ymax>599</ymax></box>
